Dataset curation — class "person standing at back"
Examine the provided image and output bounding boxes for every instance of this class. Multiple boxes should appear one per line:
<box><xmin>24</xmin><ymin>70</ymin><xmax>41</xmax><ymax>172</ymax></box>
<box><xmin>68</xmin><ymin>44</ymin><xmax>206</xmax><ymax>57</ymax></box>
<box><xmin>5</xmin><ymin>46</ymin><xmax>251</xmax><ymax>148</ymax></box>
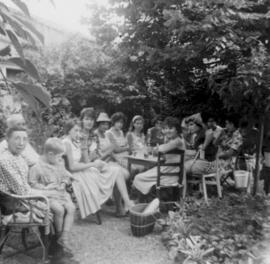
<box><xmin>146</xmin><ymin>115</ymin><xmax>164</xmax><ymax>147</ymax></box>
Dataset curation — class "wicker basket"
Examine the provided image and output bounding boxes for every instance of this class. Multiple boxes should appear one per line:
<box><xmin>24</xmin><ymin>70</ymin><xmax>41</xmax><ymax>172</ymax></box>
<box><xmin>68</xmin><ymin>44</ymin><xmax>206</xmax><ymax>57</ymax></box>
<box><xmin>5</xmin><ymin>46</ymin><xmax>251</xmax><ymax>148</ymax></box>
<box><xmin>130</xmin><ymin>203</ymin><xmax>158</xmax><ymax>237</ymax></box>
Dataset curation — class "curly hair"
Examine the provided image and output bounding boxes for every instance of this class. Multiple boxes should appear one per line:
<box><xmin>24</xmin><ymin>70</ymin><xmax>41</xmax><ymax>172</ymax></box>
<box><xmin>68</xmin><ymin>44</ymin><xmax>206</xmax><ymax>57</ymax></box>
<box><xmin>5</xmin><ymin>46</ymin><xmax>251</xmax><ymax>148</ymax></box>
<box><xmin>164</xmin><ymin>117</ymin><xmax>181</xmax><ymax>134</ymax></box>
<box><xmin>111</xmin><ymin>112</ymin><xmax>127</xmax><ymax>126</ymax></box>
<box><xmin>64</xmin><ymin>118</ymin><xmax>81</xmax><ymax>135</ymax></box>
<box><xmin>80</xmin><ymin>107</ymin><xmax>96</xmax><ymax>120</ymax></box>
<box><xmin>151</xmin><ymin>115</ymin><xmax>163</xmax><ymax>126</ymax></box>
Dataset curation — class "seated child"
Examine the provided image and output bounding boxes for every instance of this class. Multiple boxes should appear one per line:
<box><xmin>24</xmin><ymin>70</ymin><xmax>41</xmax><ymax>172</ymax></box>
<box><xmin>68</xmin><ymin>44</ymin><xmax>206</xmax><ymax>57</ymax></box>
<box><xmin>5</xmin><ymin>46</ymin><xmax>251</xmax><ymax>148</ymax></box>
<box><xmin>29</xmin><ymin>137</ymin><xmax>76</xmax><ymax>249</ymax></box>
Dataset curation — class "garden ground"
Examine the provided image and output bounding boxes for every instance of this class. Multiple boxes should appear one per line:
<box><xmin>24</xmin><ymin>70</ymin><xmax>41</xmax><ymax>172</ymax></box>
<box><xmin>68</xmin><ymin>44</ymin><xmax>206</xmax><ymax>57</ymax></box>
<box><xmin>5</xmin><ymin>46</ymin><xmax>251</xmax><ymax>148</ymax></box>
<box><xmin>2</xmin><ymin>205</ymin><xmax>172</xmax><ymax>264</ymax></box>
<box><xmin>3</xmin><ymin>183</ymin><xmax>270</xmax><ymax>264</ymax></box>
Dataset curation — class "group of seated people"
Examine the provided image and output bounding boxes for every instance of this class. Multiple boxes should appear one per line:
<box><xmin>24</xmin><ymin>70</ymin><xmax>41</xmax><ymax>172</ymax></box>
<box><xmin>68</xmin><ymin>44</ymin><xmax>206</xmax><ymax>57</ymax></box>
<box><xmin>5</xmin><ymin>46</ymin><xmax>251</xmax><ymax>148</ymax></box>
<box><xmin>0</xmin><ymin>108</ymin><xmax>255</xmax><ymax>256</ymax></box>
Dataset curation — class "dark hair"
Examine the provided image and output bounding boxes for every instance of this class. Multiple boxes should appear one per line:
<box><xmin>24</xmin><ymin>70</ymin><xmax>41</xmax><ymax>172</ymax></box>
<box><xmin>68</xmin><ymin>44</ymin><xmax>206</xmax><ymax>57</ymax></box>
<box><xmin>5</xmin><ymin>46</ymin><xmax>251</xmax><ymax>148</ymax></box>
<box><xmin>239</xmin><ymin>118</ymin><xmax>249</xmax><ymax>129</ymax></box>
<box><xmin>164</xmin><ymin>117</ymin><xmax>181</xmax><ymax>133</ymax></box>
<box><xmin>152</xmin><ymin>115</ymin><xmax>163</xmax><ymax>126</ymax></box>
<box><xmin>80</xmin><ymin>107</ymin><xmax>96</xmax><ymax>120</ymax></box>
<box><xmin>111</xmin><ymin>112</ymin><xmax>126</xmax><ymax>126</ymax></box>
<box><xmin>186</xmin><ymin>118</ymin><xmax>203</xmax><ymax>128</ymax></box>
<box><xmin>64</xmin><ymin>118</ymin><xmax>81</xmax><ymax>135</ymax></box>
<box><xmin>6</xmin><ymin>126</ymin><xmax>27</xmax><ymax>138</ymax></box>
<box><xmin>226</xmin><ymin>114</ymin><xmax>239</xmax><ymax>128</ymax></box>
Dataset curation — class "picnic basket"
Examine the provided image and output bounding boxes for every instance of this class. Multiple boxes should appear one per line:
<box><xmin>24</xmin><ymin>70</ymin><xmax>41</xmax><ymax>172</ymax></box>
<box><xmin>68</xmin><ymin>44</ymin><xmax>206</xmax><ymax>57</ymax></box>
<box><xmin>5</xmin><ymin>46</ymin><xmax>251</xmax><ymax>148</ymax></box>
<box><xmin>130</xmin><ymin>203</ymin><xmax>159</xmax><ymax>237</ymax></box>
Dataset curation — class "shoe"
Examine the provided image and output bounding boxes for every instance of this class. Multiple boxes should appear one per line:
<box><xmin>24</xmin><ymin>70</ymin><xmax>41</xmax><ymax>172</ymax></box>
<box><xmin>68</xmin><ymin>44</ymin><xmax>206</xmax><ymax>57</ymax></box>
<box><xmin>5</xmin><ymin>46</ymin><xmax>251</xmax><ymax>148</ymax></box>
<box><xmin>115</xmin><ymin>209</ymin><xmax>130</xmax><ymax>218</ymax></box>
<box><xmin>105</xmin><ymin>198</ymin><xmax>114</xmax><ymax>206</ymax></box>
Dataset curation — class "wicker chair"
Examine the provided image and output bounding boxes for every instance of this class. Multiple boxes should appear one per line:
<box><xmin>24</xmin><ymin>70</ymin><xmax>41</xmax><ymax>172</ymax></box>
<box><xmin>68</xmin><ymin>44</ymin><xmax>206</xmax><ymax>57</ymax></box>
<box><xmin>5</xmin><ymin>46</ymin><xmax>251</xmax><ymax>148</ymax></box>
<box><xmin>0</xmin><ymin>190</ymin><xmax>50</xmax><ymax>263</ymax></box>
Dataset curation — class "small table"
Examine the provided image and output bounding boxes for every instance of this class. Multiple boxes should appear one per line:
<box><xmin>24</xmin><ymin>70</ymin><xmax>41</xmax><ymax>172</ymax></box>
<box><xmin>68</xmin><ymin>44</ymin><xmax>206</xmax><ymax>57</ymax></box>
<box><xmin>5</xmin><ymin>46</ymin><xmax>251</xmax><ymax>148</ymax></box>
<box><xmin>127</xmin><ymin>155</ymin><xmax>158</xmax><ymax>175</ymax></box>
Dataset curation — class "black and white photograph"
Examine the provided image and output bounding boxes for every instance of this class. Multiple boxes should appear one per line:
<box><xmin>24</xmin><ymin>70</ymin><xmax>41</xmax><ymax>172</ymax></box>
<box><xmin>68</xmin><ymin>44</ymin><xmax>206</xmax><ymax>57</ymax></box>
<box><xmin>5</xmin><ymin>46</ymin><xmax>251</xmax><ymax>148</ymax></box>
<box><xmin>0</xmin><ymin>0</ymin><xmax>270</xmax><ymax>263</ymax></box>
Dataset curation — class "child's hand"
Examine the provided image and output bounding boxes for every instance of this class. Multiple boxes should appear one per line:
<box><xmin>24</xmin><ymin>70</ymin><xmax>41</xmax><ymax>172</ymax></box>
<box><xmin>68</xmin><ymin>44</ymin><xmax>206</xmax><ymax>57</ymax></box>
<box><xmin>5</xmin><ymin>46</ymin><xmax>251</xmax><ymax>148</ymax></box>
<box><xmin>152</xmin><ymin>147</ymin><xmax>159</xmax><ymax>156</ymax></box>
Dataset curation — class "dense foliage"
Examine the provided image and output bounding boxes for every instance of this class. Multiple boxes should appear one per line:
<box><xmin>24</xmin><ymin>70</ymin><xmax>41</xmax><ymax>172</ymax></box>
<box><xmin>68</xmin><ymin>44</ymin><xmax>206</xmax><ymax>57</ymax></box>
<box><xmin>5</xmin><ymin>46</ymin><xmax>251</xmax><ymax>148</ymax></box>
<box><xmin>83</xmin><ymin>0</ymin><xmax>270</xmax><ymax>120</ymax></box>
<box><xmin>0</xmin><ymin>0</ymin><xmax>50</xmax><ymax>117</ymax></box>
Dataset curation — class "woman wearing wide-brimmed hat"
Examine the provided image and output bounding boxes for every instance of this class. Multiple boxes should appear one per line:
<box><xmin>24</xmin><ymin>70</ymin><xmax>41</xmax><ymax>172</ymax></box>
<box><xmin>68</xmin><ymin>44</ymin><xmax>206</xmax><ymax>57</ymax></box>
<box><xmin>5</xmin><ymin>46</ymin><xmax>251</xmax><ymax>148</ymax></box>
<box><xmin>95</xmin><ymin>112</ymin><xmax>132</xmax><ymax>216</ymax></box>
<box><xmin>95</xmin><ymin>112</ymin><xmax>129</xmax><ymax>178</ymax></box>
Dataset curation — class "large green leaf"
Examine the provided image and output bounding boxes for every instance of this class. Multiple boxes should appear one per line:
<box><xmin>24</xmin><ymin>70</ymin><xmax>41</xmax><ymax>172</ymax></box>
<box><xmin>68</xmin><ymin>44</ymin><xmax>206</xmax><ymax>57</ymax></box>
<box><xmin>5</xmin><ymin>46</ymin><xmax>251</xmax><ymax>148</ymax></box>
<box><xmin>0</xmin><ymin>45</ymin><xmax>11</xmax><ymax>56</ymax></box>
<box><xmin>8</xmin><ymin>57</ymin><xmax>40</xmax><ymax>80</ymax></box>
<box><xmin>14</xmin><ymin>14</ymin><xmax>44</xmax><ymax>44</ymax></box>
<box><xmin>1</xmin><ymin>11</ymin><xmax>35</xmax><ymax>44</ymax></box>
<box><xmin>12</xmin><ymin>81</ymin><xmax>50</xmax><ymax>108</ymax></box>
<box><xmin>0</xmin><ymin>2</ymin><xmax>9</xmax><ymax>12</ymax></box>
<box><xmin>0</xmin><ymin>25</ymin><xmax>6</xmax><ymax>35</ymax></box>
<box><xmin>6</xmin><ymin>29</ymin><xmax>24</xmax><ymax>59</ymax></box>
<box><xmin>11</xmin><ymin>0</ymin><xmax>30</xmax><ymax>18</ymax></box>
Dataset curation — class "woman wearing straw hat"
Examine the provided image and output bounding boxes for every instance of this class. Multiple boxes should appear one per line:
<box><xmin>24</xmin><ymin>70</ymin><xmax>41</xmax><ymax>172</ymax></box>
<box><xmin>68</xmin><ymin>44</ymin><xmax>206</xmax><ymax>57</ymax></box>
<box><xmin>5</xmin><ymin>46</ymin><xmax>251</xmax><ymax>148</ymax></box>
<box><xmin>95</xmin><ymin>112</ymin><xmax>129</xmax><ymax>179</ymax></box>
<box><xmin>95</xmin><ymin>112</ymin><xmax>132</xmax><ymax>216</ymax></box>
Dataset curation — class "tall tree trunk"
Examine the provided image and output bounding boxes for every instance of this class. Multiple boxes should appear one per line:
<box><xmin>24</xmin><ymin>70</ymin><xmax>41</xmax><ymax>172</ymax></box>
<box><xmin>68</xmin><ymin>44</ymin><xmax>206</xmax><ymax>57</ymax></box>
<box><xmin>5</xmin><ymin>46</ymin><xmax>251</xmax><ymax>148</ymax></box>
<box><xmin>253</xmin><ymin>114</ymin><xmax>265</xmax><ymax>195</ymax></box>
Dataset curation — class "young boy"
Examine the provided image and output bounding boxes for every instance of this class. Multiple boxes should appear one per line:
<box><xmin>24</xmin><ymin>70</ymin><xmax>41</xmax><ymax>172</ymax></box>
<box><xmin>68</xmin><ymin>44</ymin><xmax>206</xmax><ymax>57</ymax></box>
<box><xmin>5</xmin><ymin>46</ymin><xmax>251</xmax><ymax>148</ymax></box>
<box><xmin>29</xmin><ymin>137</ymin><xmax>76</xmax><ymax>249</ymax></box>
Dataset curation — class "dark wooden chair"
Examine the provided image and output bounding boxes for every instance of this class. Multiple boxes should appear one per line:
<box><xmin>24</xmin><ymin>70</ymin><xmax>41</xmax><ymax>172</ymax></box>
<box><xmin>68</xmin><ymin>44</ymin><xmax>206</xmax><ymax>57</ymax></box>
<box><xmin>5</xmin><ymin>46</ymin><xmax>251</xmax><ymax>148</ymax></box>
<box><xmin>0</xmin><ymin>190</ymin><xmax>50</xmax><ymax>263</ymax></box>
<box><xmin>156</xmin><ymin>149</ymin><xmax>185</xmax><ymax>209</ymax></box>
<box><xmin>62</xmin><ymin>155</ymin><xmax>102</xmax><ymax>225</ymax></box>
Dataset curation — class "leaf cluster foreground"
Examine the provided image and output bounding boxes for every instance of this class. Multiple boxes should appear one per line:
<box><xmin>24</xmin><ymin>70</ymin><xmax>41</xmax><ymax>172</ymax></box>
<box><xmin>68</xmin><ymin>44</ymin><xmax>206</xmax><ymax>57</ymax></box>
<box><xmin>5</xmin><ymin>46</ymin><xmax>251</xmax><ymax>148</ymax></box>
<box><xmin>161</xmin><ymin>194</ymin><xmax>269</xmax><ymax>264</ymax></box>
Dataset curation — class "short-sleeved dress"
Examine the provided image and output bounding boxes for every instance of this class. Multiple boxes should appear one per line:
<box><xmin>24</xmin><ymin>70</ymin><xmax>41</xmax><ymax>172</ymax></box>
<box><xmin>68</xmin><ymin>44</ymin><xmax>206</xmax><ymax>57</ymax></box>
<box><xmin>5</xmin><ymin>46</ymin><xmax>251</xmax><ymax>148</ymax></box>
<box><xmin>106</xmin><ymin>128</ymin><xmax>129</xmax><ymax>169</ymax></box>
<box><xmin>29</xmin><ymin>158</ymin><xmax>72</xmax><ymax>205</ymax></box>
<box><xmin>127</xmin><ymin>132</ymin><xmax>146</xmax><ymax>157</ymax></box>
<box><xmin>96</xmin><ymin>130</ymin><xmax>129</xmax><ymax>179</ymax></box>
<box><xmin>133</xmin><ymin>136</ymin><xmax>185</xmax><ymax>195</ymax></box>
<box><xmin>62</xmin><ymin>137</ymin><xmax>118</xmax><ymax>218</ymax></box>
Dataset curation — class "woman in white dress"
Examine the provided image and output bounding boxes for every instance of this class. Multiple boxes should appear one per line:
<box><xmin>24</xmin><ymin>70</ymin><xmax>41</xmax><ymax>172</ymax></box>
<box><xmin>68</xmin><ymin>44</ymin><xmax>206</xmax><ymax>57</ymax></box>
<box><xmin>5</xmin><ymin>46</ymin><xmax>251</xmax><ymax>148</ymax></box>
<box><xmin>95</xmin><ymin>112</ymin><xmax>131</xmax><ymax>216</ymax></box>
<box><xmin>126</xmin><ymin>115</ymin><xmax>148</xmax><ymax>173</ymax></box>
<box><xmin>63</xmin><ymin>117</ymin><xmax>134</xmax><ymax>220</ymax></box>
<box><xmin>126</xmin><ymin>115</ymin><xmax>147</xmax><ymax>158</ymax></box>
<box><xmin>106</xmin><ymin>112</ymin><xmax>130</xmax><ymax>169</ymax></box>
<box><xmin>95</xmin><ymin>112</ymin><xmax>129</xmax><ymax>179</ymax></box>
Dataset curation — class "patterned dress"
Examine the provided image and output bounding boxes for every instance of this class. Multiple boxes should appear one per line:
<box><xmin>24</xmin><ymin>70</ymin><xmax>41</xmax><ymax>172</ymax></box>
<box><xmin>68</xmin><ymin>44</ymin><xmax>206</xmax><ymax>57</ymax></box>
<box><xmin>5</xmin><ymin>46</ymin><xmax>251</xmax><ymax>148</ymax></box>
<box><xmin>0</xmin><ymin>149</ymin><xmax>30</xmax><ymax>195</ymax></box>
<box><xmin>62</xmin><ymin>137</ymin><xmax>119</xmax><ymax>218</ymax></box>
<box><xmin>0</xmin><ymin>149</ymin><xmax>48</xmax><ymax>225</ymax></box>
<box><xmin>186</xmin><ymin>129</ymin><xmax>243</xmax><ymax>175</ymax></box>
<box><xmin>0</xmin><ymin>140</ymin><xmax>39</xmax><ymax>167</ymax></box>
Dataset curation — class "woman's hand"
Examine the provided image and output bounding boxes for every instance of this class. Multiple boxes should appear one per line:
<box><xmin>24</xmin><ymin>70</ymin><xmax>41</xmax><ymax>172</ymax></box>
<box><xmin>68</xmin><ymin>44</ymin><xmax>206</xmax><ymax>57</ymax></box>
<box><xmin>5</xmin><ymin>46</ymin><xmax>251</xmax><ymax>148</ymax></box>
<box><xmin>92</xmin><ymin>160</ymin><xmax>107</xmax><ymax>171</ymax></box>
<box><xmin>89</xmin><ymin>151</ymin><xmax>100</xmax><ymax>161</ymax></box>
<box><xmin>152</xmin><ymin>146</ymin><xmax>159</xmax><ymax>156</ymax></box>
<box><xmin>44</xmin><ymin>183</ymin><xmax>59</xmax><ymax>190</ymax></box>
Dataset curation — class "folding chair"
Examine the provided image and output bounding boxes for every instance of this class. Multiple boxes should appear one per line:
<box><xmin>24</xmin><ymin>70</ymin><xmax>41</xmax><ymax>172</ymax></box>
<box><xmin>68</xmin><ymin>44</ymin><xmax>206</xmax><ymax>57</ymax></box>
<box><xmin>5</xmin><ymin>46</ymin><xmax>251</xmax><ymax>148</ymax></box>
<box><xmin>185</xmin><ymin>152</ymin><xmax>229</xmax><ymax>205</ymax></box>
<box><xmin>0</xmin><ymin>190</ymin><xmax>50</xmax><ymax>263</ymax></box>
<box><xmin>156</xmin><ymin>149</ymin><xmax>185</xmax><ymax>209</ymax></box>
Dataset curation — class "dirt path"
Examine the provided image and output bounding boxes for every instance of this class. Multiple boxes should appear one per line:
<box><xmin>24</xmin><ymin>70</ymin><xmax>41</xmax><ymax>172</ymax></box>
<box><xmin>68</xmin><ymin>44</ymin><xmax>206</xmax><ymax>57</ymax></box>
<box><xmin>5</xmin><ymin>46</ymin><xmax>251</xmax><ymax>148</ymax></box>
<box><xmin>3</xmin><ymin>207</ymin><xmax>172</xmax><ymax>264</ymax></box>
